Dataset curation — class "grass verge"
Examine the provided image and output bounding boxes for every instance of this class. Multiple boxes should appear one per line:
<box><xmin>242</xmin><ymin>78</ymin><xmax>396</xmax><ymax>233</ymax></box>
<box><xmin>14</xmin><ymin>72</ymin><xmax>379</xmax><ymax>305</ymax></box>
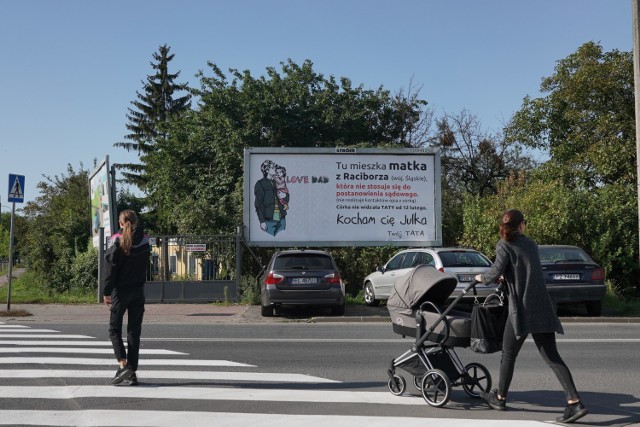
<box><xmin>603</xmin><ymin>282</ymin><xmax>640</xmax><ymax>316</ymax></box>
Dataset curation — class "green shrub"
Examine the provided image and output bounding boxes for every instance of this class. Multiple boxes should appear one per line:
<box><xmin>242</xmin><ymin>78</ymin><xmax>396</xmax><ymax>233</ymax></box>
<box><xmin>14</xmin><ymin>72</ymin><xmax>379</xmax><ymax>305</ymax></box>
<box><xmin>69</xmin><ymin>245</ymin><xmax>98</xmax><ymax>292</ymax></box>
<box><xmin>239</xmin><ymin>275</ymin><xmax>261</xmax><ymax>305</ymax></box>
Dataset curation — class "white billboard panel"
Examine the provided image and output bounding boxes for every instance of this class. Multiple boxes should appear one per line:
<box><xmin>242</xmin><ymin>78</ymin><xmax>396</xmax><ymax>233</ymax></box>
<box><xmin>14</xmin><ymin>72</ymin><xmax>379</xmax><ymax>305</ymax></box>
<box><xmin>244</xmin><ymin>148</ymin><xmax>441</xmax><ymax>247</ymax></box>
<box><xmin>89</xmin><ymin>157</ymin><xmax>115</xmax><ymax>248</ymax></box>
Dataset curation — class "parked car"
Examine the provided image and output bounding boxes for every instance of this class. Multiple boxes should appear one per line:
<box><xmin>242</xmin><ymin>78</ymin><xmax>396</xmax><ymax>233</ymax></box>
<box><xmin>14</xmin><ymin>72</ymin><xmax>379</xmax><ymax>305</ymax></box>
<box><xmin>363</xmin><ymin>247</ymin><xmax>498</xmax><ymax>306</ymax></box>
<box><xmin>260</xmin><ymin>249</ymin><xmax>345</xmax><ymax>317</ymax></box>
<box><xmin>538</xmin><ymin>245</ymin><xmax>606</xmax><ymax>316</ymax></box>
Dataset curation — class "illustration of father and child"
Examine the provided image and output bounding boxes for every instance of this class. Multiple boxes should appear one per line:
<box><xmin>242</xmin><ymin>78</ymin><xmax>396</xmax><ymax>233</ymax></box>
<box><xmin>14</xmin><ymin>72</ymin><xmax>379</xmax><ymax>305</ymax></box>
<box><xmin>254</xmin><ymin>159</ymin><xmax>290</xmax><ymax>236</ymax></box>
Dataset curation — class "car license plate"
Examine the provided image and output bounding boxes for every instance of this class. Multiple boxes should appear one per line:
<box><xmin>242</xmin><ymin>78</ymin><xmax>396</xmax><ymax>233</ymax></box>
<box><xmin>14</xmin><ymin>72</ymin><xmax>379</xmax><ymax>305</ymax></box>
<box><xmin>291</xmin><ymin>277</ymin><xmax>318</xmax><ymax>285</ymax></box>
<box><xmin>457</xmin><ymin>275</ymin><xmax>474</xmax><ymax>282</ymax></box>
<box><xmin>553</xmin><ymin>274</ymin><xmax>580</xmax><ymax>280</ymax></box>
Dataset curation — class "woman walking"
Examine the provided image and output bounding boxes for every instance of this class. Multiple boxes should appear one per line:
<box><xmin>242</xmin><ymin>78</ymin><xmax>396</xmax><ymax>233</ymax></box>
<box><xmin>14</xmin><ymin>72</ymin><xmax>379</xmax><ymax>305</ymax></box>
<box><xmin>475</xmin><ymin>209</ymin><xmax>588</xmax><ymax>423</ymax></box>
<box><xmin>102</xmin><ymin>210</ymin><xmax>150</xmax><ymax>386</ymax></box>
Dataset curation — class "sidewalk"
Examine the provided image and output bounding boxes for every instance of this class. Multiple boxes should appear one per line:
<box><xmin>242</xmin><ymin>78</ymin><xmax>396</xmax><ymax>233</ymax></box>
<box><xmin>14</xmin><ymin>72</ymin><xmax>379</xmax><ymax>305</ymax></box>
<box><xmin>1</xmin><ymin>302</ymin><xmax>392</xmax><ymax>324</ymax></box>
<box><xmin>2</xmin><ymin>301</ymin><xmax>637</xmax><ymax>324</ymax></box>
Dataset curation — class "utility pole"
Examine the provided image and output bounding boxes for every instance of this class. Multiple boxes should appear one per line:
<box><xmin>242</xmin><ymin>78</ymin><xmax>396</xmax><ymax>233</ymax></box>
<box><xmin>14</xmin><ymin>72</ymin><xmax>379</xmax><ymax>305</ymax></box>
<box><xmin>633</xmin><ymin>0</ymin><xmax>640</xmax><ymax>296</ymax></box>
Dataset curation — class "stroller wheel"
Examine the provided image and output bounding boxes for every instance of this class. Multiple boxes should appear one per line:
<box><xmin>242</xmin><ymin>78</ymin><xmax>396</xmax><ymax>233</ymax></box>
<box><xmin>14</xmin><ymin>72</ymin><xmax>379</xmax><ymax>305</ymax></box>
<box><xmin>413</xmin><ymin>375</ymin><xmax>423</xmax><ymax>391</ymax></box>
<box><xmin>421</xmin><ymin>369</ymin><xmax>451</xmax><ymax>407</ymax></box>
<box><xmin>462</xmin><ymin>362</ymin><xmax>492</xmax><ymax>398</ymax></box>
<box><xmin>388</xmin><ymin>374</ymin><xmax>406</xmax><ymax>396</ymax></box>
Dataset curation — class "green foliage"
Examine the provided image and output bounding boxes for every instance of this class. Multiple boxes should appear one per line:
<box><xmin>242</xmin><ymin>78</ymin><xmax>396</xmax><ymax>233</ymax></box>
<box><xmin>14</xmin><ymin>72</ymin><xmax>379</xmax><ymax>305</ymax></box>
<box><xmin>604</xmin><ymin>281</ymin><xmax>640</xmax><ymax>316</ymax></box>
<box><xmin>0</xmin><ymin>224</ymin><xmax>9</xmax><ymax>259</ymax></box>
<box><xmin>69</xmin><ymin>244</ymin><xmax>98</xmax><ymax>293</ymax></box>
<box><xmin>331</xmin><ymin>246</ymin><xmax>398</xmax><ymax>296</ymax></box>
<box><xmin>143</xmin><ymin>59</ymin><xmax>429</xmax><ymax>235</ymax></box>
<box><xmin>114</xmin><ymin>44</ymin><xmax>191</xmax><ymax>191</ymax></box>
<box><xmin>462</xmin><ymin>177</ymin><xmax>582</xmax><ymax>258</ymax></box>
<box><xmin>0</xmin><ymin>270</ymin><xmax>95</xmax><ymax>304</ymax></box>
<box><xmin>20</xmin><ymin>164</ymin><xmax>93</xmax><ymax>293</ymax></box>
<box><xmin>507</xmin><ymin>41</ymin><xmax>635</xmax><ymax>190</ymax></box>
<box><xmin>430</xmin><ymin>111</ymin><xmax>535</xmax><ymax>246</ymax></box>
<box><xmin>503</xmin><ymin>41</ymin><xmax>638</xmax><ymax>296</ymax></box>
<box><xmin>461</xmin><ymin>175</ymin><xmax>638</xmax><ymax>295</ymax></box>
<box><xmin>239</xmin><ymin>275</ymin><xmax>261</xmax><ymax>305</ymax></box>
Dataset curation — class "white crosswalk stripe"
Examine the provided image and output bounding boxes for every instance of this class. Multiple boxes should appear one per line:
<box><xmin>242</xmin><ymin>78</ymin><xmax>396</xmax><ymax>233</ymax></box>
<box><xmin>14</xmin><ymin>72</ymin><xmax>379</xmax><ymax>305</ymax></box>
<box><xmin>0</xmin><ymin>410</ymin><xmax>548</xmax><ymax>427</ymax></box>
<box><xmin>0</xmin><ymin>357</ymin><xmax>255</xmax><ymax>367</ymax></box>
<box><xmin>0</xmin><ymin>369</ymin><xmax>338</xmax><ymax>383</ymax></box>
<box><xmin>0</xmin><ymin>322</ymin><xmax>549</xmax><ymax>427</ymax></box>
<box><xmin>0</xmin><ymin>347</ymin><xmax>186</xmax><ymax>354</ymax></box>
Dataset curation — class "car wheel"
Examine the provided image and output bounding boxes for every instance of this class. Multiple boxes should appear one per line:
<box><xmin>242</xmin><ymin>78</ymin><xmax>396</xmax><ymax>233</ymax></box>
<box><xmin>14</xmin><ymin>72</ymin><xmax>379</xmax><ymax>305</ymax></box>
<box><xmin>261</xmin><ymin>305</ymin><xmax>274</xmax><ymax>317</ymax></box>
<box><xmin>364</xmin><ymin>282</ymin><xmax>380</xmax><ymax>307</ymax></box>
<box><xmin>586</xmin><ymin>300</ymin><xmax>602</xmax><ymax>317</ymax></box>
<box><xmin>331</xmin><ymin>303</ymin><xmax>345</xmax><ymax>316</ymax></box>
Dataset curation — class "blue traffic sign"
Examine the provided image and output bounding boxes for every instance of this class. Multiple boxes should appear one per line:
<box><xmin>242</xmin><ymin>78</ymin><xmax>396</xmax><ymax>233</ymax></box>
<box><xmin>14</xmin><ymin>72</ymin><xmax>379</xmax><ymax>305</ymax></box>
<box><xmin>8</xmin><ymin>174</ymin><xmax>25</xmax><ymax>203</ymax></box>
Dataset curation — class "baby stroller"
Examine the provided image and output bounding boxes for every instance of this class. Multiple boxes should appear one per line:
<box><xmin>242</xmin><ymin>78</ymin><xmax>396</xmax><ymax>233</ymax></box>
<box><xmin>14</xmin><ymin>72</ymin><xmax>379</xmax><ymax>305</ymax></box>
<box><xmin>386</xmin><ymin>265</ymin><xmax>492</xmax><ymax>407</ymax></box>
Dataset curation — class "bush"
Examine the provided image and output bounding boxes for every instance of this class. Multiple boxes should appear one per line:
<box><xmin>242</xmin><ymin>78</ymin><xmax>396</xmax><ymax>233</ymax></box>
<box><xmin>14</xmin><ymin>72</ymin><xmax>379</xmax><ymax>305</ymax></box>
<box><xmin>69</xmin><ymin>245</ymin><xmax>98</xmax><ymax>293</ymax></box>
<box><xmin>239</xmin><ymin>275</ymin><xmax>261</xmax><ymax>305</ymax></box>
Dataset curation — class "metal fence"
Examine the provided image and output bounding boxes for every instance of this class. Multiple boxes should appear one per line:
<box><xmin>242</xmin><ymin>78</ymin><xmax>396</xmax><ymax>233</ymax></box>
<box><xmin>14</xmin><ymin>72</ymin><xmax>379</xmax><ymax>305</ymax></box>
<box><xmin>98</xmin><ymin>232</ymin><xmax>242</xmax><ymax>303</ymax></box>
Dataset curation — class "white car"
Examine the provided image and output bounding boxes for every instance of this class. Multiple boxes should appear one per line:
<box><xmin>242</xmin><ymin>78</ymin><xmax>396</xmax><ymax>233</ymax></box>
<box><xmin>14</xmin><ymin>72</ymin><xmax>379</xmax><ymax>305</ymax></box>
<box><xmin>363</xmin><ymin>247</ymin><xmax>498</xmax><ymax>306</ymax></box>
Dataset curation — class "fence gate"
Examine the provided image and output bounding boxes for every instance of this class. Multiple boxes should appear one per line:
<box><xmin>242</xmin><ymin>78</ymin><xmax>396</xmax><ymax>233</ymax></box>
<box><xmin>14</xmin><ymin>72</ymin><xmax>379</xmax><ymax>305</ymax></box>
<box><xmin>144</xmin><ymin>233</ymin><xmax>241</xmax><ymax>303</ymax></box>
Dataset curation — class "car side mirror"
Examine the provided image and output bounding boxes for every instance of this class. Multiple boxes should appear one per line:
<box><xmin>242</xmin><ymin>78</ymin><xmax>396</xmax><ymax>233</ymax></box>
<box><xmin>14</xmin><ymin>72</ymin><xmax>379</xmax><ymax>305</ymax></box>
<box><xmin>377</xmin><ymin>265</ymin><xmax>385</xmax><ymax>273</ymax></box>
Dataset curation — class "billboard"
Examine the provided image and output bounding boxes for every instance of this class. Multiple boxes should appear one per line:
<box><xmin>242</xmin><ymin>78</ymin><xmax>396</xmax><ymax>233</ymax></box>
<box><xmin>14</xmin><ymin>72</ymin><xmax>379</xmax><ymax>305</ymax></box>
<box><xmin>243</xmin><ymin>147</ymin><xmax>441</xmax><ymax>247</ymax></box>
<box><xmin>89</xmin><ymin>156</ymin><xmax>115</xmax><ymax>248</ymax></box>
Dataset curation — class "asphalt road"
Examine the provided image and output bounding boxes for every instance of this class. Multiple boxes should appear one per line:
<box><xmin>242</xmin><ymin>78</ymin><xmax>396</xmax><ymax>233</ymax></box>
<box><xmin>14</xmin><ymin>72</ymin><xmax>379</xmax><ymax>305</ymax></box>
<box><xmin>0</xmin><ymin>320</ymin><xmax>638</xmax><ymax>426</ymax></box>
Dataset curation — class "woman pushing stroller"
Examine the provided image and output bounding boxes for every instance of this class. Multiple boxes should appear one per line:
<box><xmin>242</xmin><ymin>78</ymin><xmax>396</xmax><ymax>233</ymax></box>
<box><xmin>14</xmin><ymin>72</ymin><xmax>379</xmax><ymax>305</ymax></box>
<box><xmin>474</xmin><ymin>209</ymin><xmax>588</xmax><ymax>424</ymax></box>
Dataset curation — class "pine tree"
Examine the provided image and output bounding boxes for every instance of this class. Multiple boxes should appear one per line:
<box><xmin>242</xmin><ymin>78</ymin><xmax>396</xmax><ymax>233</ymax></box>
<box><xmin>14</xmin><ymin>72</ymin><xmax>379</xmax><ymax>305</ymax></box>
<box><xmin>114</xmin><ymin>44</ymin><xmax>191</xmax><ymax>189</ymax></box>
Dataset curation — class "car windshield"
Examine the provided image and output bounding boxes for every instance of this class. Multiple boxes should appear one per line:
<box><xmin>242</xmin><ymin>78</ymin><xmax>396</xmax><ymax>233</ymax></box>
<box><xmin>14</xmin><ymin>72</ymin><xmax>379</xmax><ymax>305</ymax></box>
<box><xmin>539</xmin><ymin>247</ymin><xmax>591</xmax><ymax>263</ymax></box>
<box><xmin>274</xmin><ymin>254</ymin><xmax>334</xmax><ymax>270</ymax></box>
<box><xmin>438</xmin><ymin>251</ymin><xmax>491</xmax><ymax>267</ymax></box>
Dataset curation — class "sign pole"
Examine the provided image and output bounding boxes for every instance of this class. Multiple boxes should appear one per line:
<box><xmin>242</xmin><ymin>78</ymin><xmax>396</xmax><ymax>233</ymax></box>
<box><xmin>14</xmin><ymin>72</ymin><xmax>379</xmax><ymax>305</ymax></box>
<box><xmin>6</xmin><ymin>202</ymin><xmax>15</xmax><ymax>311</ymax></box>
<box><xmin>6</xmin><ymin>173</ymin><xmax>25</xmax><ymax>312</ymax></box>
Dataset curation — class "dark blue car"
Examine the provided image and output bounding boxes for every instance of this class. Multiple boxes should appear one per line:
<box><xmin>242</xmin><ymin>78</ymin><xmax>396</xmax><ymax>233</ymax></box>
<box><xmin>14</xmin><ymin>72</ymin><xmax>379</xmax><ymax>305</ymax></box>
<box><xmin>539</xmin><ymin>245</ymin><xmax>606</xmax><ymax>316</ymax></box>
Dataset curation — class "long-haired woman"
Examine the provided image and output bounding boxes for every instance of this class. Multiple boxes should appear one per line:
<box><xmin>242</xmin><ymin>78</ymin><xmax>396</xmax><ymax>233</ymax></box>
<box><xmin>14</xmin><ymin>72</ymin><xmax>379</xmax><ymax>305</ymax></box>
<box><xmin>102</xmin><ymin>210</ymin><xmax>150</xmax><ymax>386</ymax></box>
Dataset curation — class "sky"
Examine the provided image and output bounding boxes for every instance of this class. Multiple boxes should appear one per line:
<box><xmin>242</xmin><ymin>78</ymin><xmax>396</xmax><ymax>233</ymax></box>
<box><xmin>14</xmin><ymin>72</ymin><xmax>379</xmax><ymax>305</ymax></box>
<box><xmin>0</xmin><ymin>0</ymin><xmax>632</xmax><ymax>206</ymax></box>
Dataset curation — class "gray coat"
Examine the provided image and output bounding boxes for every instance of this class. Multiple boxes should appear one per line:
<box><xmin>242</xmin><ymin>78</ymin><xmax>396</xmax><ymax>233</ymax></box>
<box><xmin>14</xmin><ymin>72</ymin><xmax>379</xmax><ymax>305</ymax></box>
<box><xmin>481</xmin><ymin>233</ymin><xmax>563</xmax><ymax>338</ymax></box>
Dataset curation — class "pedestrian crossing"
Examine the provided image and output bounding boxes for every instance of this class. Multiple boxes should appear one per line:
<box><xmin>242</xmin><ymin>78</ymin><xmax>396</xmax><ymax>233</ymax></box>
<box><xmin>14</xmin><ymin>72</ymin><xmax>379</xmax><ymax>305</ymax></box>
<box><xmin>0</xmin><ymin>321</ymin><xmax>548</xmax><ymax>426</ymax></box>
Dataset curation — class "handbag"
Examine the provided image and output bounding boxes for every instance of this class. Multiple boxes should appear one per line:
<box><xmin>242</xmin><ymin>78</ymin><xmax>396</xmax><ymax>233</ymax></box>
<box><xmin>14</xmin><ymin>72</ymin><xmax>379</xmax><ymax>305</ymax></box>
<box><xmin>470</xmin><ymin>288</ymin><xmax>507</xmax><ymax>354</ymax></box>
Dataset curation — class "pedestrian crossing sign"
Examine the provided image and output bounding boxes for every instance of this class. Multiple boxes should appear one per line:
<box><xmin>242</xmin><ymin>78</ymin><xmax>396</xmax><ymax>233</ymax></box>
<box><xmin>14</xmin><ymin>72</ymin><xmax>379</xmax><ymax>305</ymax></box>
<box><xmin>8</xmin><ymin>174</ymin><xmax>25</xmax><ymax>203</ymax></box>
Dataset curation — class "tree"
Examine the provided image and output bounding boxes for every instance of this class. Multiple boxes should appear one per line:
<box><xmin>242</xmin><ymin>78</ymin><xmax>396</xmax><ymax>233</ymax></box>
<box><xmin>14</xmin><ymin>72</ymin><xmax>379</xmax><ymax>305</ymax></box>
<box><xmin>114</xmin><ymin>44</ymin><xmax>191</xmax><ymax>190</ymax></box>
<box><xmin>0</xmin><ymin>224</ymin><xmax>9</xmax><ymax>260</ymax></box>
<box><xmin>144</xmin><ymin>59</ymin><xmax>431</xmax><ymax>234</ymax></box>
<box><xmin>504</xmin><ymin>42</ymin><xmax>638</xmax><ymax>295</ymax></box>
<box><xmin>20</xmin><ymin>164</ymin><xmax>92</xmax><ymax>291</ymax></box>
<box><xmin>429</xmin><ymin>110</ymin><xmax>535</xmax><ymax>244</ymax></box>
<box><xmin>506</xmin><ymin>41</ymin><xmax>635</xmax><ymax>190</ymax></box>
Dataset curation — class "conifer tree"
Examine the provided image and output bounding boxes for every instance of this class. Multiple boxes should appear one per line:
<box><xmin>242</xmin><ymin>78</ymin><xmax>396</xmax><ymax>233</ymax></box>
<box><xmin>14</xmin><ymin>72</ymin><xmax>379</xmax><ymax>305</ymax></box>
<box><xmin>114</xmin><ymin>44</ymin><xmax>191</xmax><ymax>189</ymax></box>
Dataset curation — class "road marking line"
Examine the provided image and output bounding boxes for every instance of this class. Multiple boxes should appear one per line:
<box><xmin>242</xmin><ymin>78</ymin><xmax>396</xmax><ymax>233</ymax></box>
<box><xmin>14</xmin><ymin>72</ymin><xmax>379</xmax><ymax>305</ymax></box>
<box><xmin>0</xmin><ymin>357</ymin><xmax>255</xmax><ymax>367</ymax></box>
<box><xmin>0</xmin><ymin>348</ymin><xmax>186</xmax><ymax>355</ymax></box>
<box><xmin>0</xmin><ymin>340</ymin><xmax>112</xmax><ymax>346</ymax></box>
<box><xmin>0</xmin><ymin>370</ymin><xmax>337</xmax><ymax>383</ymax></box>
<box><xmin>0</xmin><ymin>334</ymin><xmax>94</xmax><ymax>338</ymax></box>
<box><xmin>0</xmin><ymin>410</ymin><xmax>551</xmax><ymax>426</ymax></box>
<box><xmin>0</xmin><ymin>385</ymin><xmax>415</xmax><ymax>404</ymax></box>
<box><xmin>142</xmin><ymin>337</ymin><xmax>640</xmax><ymax>343</ymax></box>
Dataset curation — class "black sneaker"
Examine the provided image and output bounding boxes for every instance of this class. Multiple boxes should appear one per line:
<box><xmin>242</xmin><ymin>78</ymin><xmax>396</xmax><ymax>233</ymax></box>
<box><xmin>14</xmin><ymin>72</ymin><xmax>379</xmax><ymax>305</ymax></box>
<box><xmin>110</xmin><ymin>366</ymin><xmax>134</xmax><ymax>385</ymax></box>
<box><xmin>556</xmin><ymin>401</ymin><xmax>588</xmax><ymax>423</ymax></box>
<box><xmin>127</xmin><ymin>373</ymin><xmax>139</xmax><ymax>386</ymax></box>
<box><xmin>481</xmin><ymin>389</ymin><xmax>506</xmax><ymax>411</ymax></box>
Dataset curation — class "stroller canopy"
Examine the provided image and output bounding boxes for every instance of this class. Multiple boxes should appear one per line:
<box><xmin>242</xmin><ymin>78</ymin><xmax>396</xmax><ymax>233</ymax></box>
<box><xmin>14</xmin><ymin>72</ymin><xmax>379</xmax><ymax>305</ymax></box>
<box><xmin>387</xmin><ymin>265</ymin><xmax>458</xmax><ymax>311</ymax></box>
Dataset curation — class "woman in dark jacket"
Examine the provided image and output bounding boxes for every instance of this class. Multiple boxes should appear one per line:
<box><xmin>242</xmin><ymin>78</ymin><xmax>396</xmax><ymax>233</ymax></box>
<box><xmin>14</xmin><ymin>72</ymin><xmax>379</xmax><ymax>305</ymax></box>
<box><xmin>475</xmin><ymin>209</ymin><xmax>588</xmax><ymax>423</ymax></box>
<box><xmin>102</xmin><ymin>210</ymin><xmax>150</xmax><ymax>386</ymax></box>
